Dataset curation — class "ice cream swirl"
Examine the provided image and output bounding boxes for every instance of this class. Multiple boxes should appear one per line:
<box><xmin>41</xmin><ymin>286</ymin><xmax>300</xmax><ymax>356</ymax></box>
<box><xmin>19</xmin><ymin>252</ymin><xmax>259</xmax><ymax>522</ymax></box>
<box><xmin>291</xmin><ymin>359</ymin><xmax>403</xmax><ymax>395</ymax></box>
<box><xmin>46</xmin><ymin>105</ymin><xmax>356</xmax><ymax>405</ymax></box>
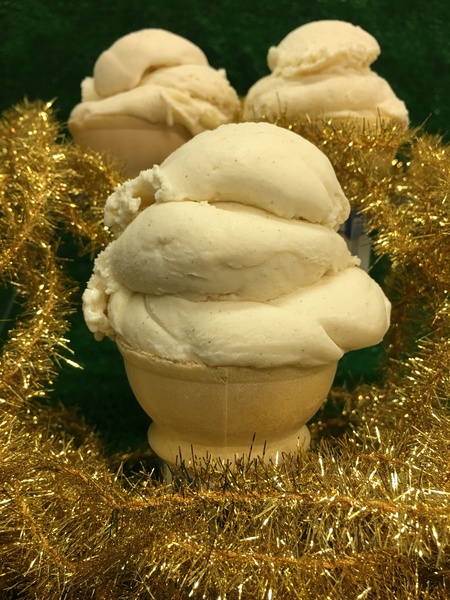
<box><xmin>69</xmin><ymin>29</ymin><xmax>240</xmax><ymax>137</ymax></box>
<box><xmin>243</xmin><ymin>20</ymin><xmax>409</xmax><ymax>125</ymax></box>
<box><xmin>83</xmin><ymin>122</ymin><xmax>391</xmax><ymax>368</ymax></box>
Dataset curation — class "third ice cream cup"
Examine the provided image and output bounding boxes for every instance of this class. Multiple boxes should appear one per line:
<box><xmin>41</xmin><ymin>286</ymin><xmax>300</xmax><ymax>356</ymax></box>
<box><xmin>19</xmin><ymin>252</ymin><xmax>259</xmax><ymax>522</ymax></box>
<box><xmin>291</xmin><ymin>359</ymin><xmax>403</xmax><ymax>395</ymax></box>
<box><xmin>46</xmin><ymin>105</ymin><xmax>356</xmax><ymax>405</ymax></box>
<box><xmin>243</xmin><ymin>20</ymin><xmax>409</xmax><ymax>127</ymax></box>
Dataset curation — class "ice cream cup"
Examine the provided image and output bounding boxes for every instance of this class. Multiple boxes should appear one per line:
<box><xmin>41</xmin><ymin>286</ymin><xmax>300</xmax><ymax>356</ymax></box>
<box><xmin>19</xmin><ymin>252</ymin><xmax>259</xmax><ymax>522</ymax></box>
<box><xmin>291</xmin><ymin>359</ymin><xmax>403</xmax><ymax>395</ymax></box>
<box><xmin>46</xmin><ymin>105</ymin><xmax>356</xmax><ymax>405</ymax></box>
<box><xmin>116</xmin><ymin>336</ymin><xmax>338</xmax><ymax>466</ymax></box>
<box><xmin>69</xmin><ymin>115</ymin><xmax>191</xmax><ymax>178</ymax></box>
<box><xmin>242</xmin><ymin>20</ymin><xmax>409</xmax><ymax>129</ymax></box>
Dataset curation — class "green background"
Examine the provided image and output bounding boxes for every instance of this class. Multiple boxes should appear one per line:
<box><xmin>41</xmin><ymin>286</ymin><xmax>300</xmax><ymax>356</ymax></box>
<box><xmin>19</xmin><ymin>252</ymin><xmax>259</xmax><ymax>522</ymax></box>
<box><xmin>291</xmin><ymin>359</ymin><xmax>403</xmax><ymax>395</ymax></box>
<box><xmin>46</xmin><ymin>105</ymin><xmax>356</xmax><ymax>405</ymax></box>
<box><xmin>1</xmin><ymin>0</ymin><xmax>449</xmax><ymax>455</ymax></box>
<box><xmin>2</xmin><ymin>0</ymin><xmax>450</xmax><ymax>134</ymax></box>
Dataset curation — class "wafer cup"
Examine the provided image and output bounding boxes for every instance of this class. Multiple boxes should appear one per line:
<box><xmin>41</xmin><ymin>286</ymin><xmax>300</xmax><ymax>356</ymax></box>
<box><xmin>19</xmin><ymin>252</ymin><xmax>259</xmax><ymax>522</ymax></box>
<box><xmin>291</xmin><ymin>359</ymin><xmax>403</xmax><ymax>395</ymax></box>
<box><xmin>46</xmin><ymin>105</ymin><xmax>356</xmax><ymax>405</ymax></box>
<box><xmin>69</xmin><ymin>114</ymin><xmax>191</xmax><ymax>178</ymax></box>
<box><xmin>116</xmin><ymin>337</ymin><xmax>338</xmax><ymax>466</ymax></box>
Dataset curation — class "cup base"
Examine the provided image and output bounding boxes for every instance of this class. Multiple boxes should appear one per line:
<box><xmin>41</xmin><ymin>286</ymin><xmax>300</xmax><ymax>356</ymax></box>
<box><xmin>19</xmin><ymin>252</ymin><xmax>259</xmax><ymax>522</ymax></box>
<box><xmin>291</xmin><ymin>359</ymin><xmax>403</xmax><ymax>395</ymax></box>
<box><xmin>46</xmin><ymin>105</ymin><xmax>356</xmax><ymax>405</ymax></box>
<box><xmin>116</xmin><ymin>337</ymin><xmax>337</xmax><ymax>467</ymax></box>
<box><xmin>148</xmin><ymin>422</ymin><xmax>311</xmax><ymax>467</ymax></box>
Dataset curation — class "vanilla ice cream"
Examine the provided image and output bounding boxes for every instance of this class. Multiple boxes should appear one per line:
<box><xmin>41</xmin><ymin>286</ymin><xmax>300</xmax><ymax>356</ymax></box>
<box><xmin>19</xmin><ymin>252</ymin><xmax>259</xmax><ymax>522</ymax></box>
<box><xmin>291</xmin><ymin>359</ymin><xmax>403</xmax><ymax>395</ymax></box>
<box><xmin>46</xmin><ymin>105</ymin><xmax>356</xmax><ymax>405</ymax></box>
<box><xmin>68</xmin><ymin>29</ymin><xmax>240</xmax><ymax>176</ymax></box>
<box><xmin>83</xmin><ymin>122</ymin><xmax>391</xmax><ymax>369</ymax></box>
<box><xmin>243</xmin><ymin>20</ymin><xmax>409</xmax><ymax>125</ymax></box>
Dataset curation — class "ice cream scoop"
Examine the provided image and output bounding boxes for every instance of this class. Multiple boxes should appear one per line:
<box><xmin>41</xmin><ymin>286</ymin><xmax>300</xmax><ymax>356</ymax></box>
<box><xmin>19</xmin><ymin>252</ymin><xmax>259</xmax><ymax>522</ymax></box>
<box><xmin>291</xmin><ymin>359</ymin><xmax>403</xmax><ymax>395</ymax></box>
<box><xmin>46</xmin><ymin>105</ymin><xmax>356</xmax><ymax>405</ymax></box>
<box><xmin>68</xmin><ymin>29</ymin><xmax>240</xmax><ymax>177</ymax></box>
<box><xmin>83</xmin><ymin>122</ymin><xmax>391</xmax><ymax>465</ymax></box>
<box><xmin>242</xmin><ymin>20</ymin><xmax>409</xmax><ymax>126</ymax></box>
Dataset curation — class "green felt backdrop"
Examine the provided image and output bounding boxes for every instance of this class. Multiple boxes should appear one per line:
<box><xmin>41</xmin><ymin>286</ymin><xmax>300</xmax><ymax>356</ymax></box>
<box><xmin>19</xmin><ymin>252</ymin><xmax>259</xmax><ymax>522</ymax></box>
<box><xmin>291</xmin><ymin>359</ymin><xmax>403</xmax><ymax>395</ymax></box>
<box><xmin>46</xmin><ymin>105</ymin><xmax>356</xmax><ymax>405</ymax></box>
<box><xmin>2</xmin><ymin>0</ymin><xmax>450</xmax><ymax>133</ymax></box>
<box><xmin>1</xmin><ymin>0</ymin><xmax>450</xmax><ymax>454</ymax></box>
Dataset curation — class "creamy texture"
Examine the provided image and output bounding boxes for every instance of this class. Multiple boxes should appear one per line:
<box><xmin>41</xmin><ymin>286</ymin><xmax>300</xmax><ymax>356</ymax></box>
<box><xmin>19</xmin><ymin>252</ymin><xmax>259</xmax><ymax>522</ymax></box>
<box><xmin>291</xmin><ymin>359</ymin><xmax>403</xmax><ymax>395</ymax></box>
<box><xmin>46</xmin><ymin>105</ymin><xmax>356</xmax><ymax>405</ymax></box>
<box><xmin>69</xmin><ymin>29</ymin><xmax>240</xmax><ymax>136</ymax></box>
<box><xmin>107</xmin><ymin>201</ymin><xmax>357</xmax><ymax>301</ymax></box>
<box><xmin>83</xmin><ymin>122</ymin><xmax>391</xmax><ymax>368</ymax></box>
<box><xmin>243</xmin><ymin>20</ymin><xmax>409</xmax><ymax>125</ymax></box>
<box><xmin>146</xmin><ymin>123</ymin><xmax>350</xmax><ymax>229</ymax></box>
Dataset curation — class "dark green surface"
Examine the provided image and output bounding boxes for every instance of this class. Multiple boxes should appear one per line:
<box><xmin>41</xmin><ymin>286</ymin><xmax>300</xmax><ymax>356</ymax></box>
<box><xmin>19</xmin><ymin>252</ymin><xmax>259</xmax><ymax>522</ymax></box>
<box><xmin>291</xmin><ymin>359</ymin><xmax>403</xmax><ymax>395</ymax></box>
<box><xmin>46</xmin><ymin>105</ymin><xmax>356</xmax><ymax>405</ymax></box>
<box><xmin>2</xmin><ymin>1</ymin><xmax>449</xmax><ymax>453</ymax></box>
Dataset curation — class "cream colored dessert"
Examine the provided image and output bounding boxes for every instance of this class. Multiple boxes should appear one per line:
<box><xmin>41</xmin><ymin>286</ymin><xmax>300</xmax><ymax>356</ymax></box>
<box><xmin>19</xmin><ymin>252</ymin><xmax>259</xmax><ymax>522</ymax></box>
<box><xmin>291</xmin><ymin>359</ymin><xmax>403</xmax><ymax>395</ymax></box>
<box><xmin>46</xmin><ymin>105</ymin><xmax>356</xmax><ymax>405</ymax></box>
<box><xmin>243</xmin><ymin>20</ymin><xmax>409</xmax><ymax>125</ymax></box>
<box><xmin>68</xmin><ymin>29</ymin><xmax>240</xmax><ymax>177</ymax></box>
<box><xmin>83</xmin><ymin>122</ymin><xmax>391</xmax><ymax>464</ymax></box>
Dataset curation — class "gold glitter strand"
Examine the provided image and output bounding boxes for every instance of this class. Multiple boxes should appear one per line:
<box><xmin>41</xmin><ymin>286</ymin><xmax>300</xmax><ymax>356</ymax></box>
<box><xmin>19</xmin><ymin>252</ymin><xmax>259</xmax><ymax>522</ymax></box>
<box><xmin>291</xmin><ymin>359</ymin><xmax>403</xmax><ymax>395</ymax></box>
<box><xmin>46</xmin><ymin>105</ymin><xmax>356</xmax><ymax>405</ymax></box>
<box><xmin>1</xmin><ymin>104</ymin><xmax>450</xmax><ymax>598</ymax></box>
<box><xmin>0</xmin><ymin>102</ymin><xmax>74</xmax><ymax>409</ymax></box>
<box><xmin>0</xmin><ymin>101</ymin><xmax>122</xmax><ymax>409</ymax></box>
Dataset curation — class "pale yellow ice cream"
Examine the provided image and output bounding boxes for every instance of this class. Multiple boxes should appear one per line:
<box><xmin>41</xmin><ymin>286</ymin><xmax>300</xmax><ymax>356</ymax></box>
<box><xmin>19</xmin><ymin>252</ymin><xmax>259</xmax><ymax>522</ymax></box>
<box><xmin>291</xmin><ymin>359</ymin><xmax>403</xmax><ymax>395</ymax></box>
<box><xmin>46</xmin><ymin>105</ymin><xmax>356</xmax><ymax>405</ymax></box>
<box><xmin>68</xmin><ymin>29</ymin><xmax>240</xmax><ymax>175</ymax></box>
<box><xmin>243</xmin><ymin>20</ymin><xmax>409</xmax><ymax>125</ymax></box>
<box><xmin>83</xmin><ymin>122</ymin><xmax>390</xmax><ymax>369</ymax></box>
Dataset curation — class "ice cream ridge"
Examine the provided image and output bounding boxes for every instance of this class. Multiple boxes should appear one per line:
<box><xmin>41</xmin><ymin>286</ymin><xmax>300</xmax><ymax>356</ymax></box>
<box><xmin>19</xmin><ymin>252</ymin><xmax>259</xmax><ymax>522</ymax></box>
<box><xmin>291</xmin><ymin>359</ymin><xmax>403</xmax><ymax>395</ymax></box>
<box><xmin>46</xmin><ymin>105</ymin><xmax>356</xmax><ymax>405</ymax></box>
<box><xmin>243</xmin><ymin>20</ymin><xmax>409</xmax><ymax>126</ymax></box>
<box><xmin>68</xmin><ymin>29</ymin><xmax>240</xmax><ymax>177</ymax></box>
<box><xmin>83</xmin><ymin>122</ymin><xmax>391</xmax><ymax>466</ymax></box>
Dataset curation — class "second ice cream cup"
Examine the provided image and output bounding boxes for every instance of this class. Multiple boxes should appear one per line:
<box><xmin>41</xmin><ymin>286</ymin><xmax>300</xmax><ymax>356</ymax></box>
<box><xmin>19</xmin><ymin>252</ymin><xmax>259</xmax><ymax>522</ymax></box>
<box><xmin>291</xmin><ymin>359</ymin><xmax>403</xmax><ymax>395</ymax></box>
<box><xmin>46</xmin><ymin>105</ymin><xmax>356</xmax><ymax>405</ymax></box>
<box><xmin>69</xmin><ymin>29</ymin><xmax>240</xmax><ymax>178</ymax></box>
<box><xmin>117</xmin><ymin>337</ymin><xmax>338</xmax><ymax>466</ymax></box>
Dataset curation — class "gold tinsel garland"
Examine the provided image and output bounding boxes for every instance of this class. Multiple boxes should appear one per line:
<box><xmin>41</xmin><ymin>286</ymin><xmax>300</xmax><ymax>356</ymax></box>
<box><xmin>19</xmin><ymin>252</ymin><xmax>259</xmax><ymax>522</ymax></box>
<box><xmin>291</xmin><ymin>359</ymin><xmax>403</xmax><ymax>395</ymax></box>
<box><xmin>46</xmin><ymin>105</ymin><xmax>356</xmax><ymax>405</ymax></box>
<box><xmin>0</xmin><ymin>102</ymin><xmax>449</xmax><ymax>599</ymax></box>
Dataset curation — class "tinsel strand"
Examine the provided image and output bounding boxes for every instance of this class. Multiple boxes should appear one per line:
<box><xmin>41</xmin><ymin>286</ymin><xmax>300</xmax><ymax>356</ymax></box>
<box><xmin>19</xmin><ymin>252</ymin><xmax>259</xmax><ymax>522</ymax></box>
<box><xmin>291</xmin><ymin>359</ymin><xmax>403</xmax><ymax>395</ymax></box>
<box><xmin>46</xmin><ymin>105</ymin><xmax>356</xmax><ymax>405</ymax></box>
<box><xmin>0</xmin><ymin>104</ymin><xmax>449</xmax><ymax>599</ymax></box>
